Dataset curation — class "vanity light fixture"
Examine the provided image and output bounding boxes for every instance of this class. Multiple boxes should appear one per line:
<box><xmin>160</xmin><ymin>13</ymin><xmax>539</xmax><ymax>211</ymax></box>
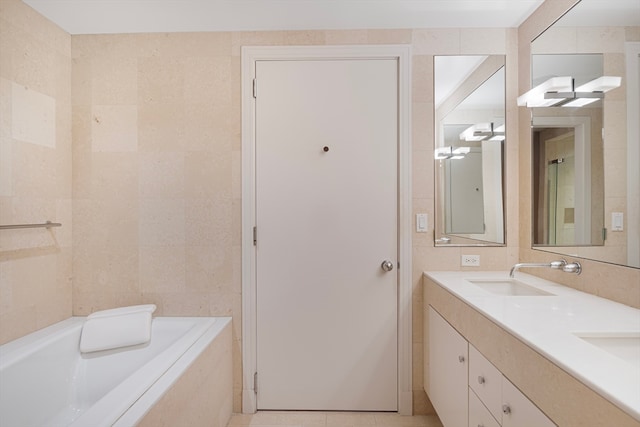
<box><xmin>459</xmin><ymin>122</ymin><xmax>505</xmax><ymax>142</ymax></box>
<box><xmin>517</xmin><ymin>76</ymin><xmax>573</xmax><ymax>107</ymax></box>
<box><xmin>517</xmin><ymin>76</ymin><xmax>621</xmax><ymax>108</ymax></box>
<box><xmin>434</xmin><ymin>146</ymin><xmax>470</xmax><ymax>160</ymax></box>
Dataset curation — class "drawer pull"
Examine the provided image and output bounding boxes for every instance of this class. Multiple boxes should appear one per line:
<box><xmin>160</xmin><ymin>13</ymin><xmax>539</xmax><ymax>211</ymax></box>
<box><xmin>458</xmin><ymin>355</ymin><xmax>465</xmax><ymax>363</ymax></box>
<box><xmin>502</xmin><ymin>404</ymin><xmax>511</xmax><ymax>415</ymax></box>
<box><xmin>477</xmin><ymin>375</ymin><xmax>485</xmax><ymax>385</ymax></box>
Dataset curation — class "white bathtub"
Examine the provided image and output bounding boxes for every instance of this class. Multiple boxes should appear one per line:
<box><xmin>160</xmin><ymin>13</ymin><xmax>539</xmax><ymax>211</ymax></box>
<box><xmin>0</xmin><ymin>316</ymin><xmax>232</xmax><ymax>427</ymax></box>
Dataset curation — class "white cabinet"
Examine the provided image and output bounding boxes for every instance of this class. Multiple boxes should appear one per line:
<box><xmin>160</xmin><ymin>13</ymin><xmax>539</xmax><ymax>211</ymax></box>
<box><xmin>502</xmin><ymin>378</ymin><xmax>555</xmax><ymax>427</ymax></box>
<box><xmin>427</xmin><ymin>306</ymin><xmax>557</xmax><ymax>427</ymax></box>
<box><xmin>469</xmin><ymin>345</ymin><xmax>503</xmax><ymax>423</ymax></box>
<box><xmin>469</xmin><ymin>389</ymin><xmax>501</xmax><ymax>427</ymax></box>
<box><xmin>428</xmin><ymin>307</ymin><xmax>468</xmax><ymax>427</ymax></box>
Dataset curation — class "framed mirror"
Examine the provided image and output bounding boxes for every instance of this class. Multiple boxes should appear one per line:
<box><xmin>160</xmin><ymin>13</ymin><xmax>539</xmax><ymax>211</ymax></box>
<box><xmin>528</xmin><ymin>0</ymin><xmax>640</xmax><ymax>267</ymax></box>
<box><xmin>434</xmin><ymin>55</ymin><xmax>506</xmax><ymax>246</ymax></box>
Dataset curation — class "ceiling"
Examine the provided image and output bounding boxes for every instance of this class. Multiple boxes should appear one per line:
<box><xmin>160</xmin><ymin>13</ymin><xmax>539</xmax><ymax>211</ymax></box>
<box><xmin>552</xmin><ymin>0</ymin><xmax>640</xmax><ymax>27</ymax></box>
<box><xmin>22</xmin><ymin>0</ymin><xmax>546</xmax><ymax>35</ymax></box>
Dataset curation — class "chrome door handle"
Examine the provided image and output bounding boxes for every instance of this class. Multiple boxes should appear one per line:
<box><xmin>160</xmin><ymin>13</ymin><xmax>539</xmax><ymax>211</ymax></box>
<box><xmin>381</xmin><ymin>260</ymin><xmax>394</xmax><ymax>272</ymax></box>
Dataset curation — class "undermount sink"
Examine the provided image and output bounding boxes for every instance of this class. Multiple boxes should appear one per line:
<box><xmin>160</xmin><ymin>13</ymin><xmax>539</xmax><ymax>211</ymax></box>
<box><xmin>573</xmin><ymin>333</ymin><xmax>640</xmax><ymax>369</ymax></box>
<box><xmin>468</xmin><ymin>279</ymin><xmax>555</xmax><ymax>296</ymax></box>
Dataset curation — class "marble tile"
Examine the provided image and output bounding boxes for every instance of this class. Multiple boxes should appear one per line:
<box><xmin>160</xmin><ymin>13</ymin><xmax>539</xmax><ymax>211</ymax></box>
<box><xmin>325</xmin><ymin>30</ymin><xmax>368</xmax><ymax>45</ymax></box>
<box><xmin>460</xmin><ymin>28</ymin><xmax>507</xmax><ymax>54</ymax></box>
<box><xmin>138</xmin><ymin>198</ymin><xmax>185</xmax><ymax>246</ymax></box>
<box><xmin>367</xmin><ymin>29</ymin><xmax>412</xmax><ymax>45</ymax></box>
<box><xmin>412</xmin><ymin>29</ymin><xmax>460</xmax><ymax>55</ymax></box>
<box><xmin>138</xmin><ymin>151</ymin><xmax>185</xmax><ymax>199</ymax></box>
<box><xmin>283</xmin><ymin>30</ymin><xmax>326</xmax><ymax>46</ymax></box>
<box><xmin>139</xmin><ymin>245</ymin><xmax>186</xmax><ymax>293</ymax></box>
<box><xmin>11</xmin><ymin>82</ymin><xmax>56</xmax><ymax>148</ymax></box>
<box><xmin>91</xmin><ymin>105</ymin><xmax>138</xmax><ymax>152</ymax></box>
<box><xmin>228</xmin><ymin>412</ymin><xmax>442</xmax><ymax>427</ymax></box>
<box><xmin>90</xmin><ymin>56</ymin><xmax>138</xmax><ymax>105</ymax></box>
<box><xmin>184</xmin><ymin>56</ymin><xmax>233</xmax><ymax>105</ymax></box>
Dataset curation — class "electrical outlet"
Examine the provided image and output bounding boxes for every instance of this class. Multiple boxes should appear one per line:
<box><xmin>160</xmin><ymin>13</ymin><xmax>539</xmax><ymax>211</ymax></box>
<box><xmin>461</xmin><ymin>255</ymin><xmax>480</xmax><ymax>267</ymax></box>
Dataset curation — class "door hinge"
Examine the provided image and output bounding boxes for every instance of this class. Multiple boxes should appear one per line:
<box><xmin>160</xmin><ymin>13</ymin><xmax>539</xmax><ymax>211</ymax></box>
<box><xmin>253</xmin><ymin>226</ymin><xmax>257</xmax><ymax>246</ymax></box>
<box><xmin>253</xmin><ymin>78</ymin><xmax>257</xmax><ymax>98</ymax></box>
<box><xmin>603</xmin><ymin>227</ymin><xmax>607</xmax><ymax>241</ymax></box>
<box><xmin>254</xmin><ymin>372</ymin><xmax>258</xmax><ymax>394</ymax></box>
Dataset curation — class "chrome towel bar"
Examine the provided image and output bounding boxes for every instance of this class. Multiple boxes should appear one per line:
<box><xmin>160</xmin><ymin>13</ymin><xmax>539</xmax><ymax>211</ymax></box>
<box><xmin>0</xmin><ymin>221</ymin><xmax>62</xmax><ymax>230</ymax></box>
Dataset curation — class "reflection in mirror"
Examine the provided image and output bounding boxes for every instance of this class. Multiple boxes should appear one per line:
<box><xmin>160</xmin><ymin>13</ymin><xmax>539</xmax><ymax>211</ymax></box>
<box><xmin>529</xmin><ymin>0</ymin><xmax>640</xmax><ymax>268</ymax></box>
<box><xmin>434</xmin><ymin>55</ymin><xmax>506</xmax><ymax>246</ymax></box>
<box><xmin>531</xmin><ymin>54</ymin><xmax>605</xmax><ymax>247</ymax></box>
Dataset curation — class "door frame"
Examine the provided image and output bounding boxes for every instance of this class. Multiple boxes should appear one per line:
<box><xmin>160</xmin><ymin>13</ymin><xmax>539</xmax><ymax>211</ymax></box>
<box><xmin>241</xmin><ymin>45</ymin><xmax>413</xmax><ymax>414</ymax></box>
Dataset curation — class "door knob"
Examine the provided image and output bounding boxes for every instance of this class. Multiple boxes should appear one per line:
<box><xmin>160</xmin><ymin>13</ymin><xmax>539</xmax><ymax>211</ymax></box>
<box><xmin>381</xmin><ymin>260</ymin><xmax>394</xmax><ymax>272</ymax></box>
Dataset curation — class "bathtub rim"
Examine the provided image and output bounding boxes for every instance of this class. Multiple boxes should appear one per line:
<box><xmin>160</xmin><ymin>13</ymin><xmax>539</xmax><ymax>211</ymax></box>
<box><xmin>0</xmin><ymin>317</ymin><xmax>85</xmax><ymax>370</ymax></box>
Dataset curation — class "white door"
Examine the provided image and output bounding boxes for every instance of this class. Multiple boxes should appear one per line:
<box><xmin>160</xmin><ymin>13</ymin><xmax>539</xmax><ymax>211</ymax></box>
<box><xmin>255</xmin><ymin>59</ymin><xmax>398</xmax><ymax>411</ymax></box>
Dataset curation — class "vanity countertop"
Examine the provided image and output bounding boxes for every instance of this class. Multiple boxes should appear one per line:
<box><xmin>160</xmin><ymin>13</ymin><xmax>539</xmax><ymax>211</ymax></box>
<box><xmin>424</xmin><ymin>271</ymin><xmax>640</xmax><ymax>421</ymax></box>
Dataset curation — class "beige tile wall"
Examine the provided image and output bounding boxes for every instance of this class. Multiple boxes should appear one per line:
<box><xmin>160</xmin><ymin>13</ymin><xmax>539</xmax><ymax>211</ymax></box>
<box><xmin>0</xmin><ymin>0</ymin><xmax>73</xmax><ymax>344</ymax></box>
<box><xmin>518</xmin><ymin>0</ymin><xmax>640</xmax><ymax>308</ymax></box>
<box><xmin>71</xmin><ymin>28</ymin><xmax>515</xmax><ymax>413</ymax></box>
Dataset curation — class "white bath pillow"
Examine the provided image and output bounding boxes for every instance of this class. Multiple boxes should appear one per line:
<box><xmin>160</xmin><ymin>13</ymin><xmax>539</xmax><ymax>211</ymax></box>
<box><xmin>80</xmin><ymin>304</ymin><xmax>157</xmax><ymax>353</ymax></box>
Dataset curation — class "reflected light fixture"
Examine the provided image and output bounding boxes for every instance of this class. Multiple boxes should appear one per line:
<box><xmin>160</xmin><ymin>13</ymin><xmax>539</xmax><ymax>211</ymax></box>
<box><xmin>517</xmin><ymin>76</ymin><xmax>621</xmax><ymax>108</ymax></box>
<box><xmin>459</xmin><ymin>122</ymin><xmax>505</xmax><ymax>142</ymax></box>
<box><xmin>490</xmin><ymin>124</ymin><xmax>506</xmax><ymax>141</ymax></box>
<box><xmin>434</xmin><ymin>146</ymin><xmax>470</xmax><ymax>160</ymax></box>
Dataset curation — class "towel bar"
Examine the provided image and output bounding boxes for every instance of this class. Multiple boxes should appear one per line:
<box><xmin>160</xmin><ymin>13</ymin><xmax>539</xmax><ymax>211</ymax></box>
<box><xmin>0</xmin><ymin>221</ymin><xmax>62</xmax><ymax>230</ymax></box>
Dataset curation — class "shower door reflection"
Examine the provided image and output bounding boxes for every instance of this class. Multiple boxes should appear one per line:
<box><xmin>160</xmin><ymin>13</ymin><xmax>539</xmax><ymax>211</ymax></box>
<box><xmin>547</xmin><ymin>154</ymin><xmax>575</xmax><ymax>245</ymax></box>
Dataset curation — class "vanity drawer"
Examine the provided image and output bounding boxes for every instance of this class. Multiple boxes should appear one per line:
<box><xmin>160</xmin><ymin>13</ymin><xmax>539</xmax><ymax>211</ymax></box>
<box><xmin>469</xmin><ymin>388</ymin><xmax>501</xmax><ymax>427</ymax></box>
<box><xmin>469</xmin><ymin>345</ymin><xmax>503</xmax><ymax>423</ymax></box>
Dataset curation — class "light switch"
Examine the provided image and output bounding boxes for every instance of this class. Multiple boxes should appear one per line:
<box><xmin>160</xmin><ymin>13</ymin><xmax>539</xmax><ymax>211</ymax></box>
<box><xmin>612</xmin><ymin>212</ymin><xmax>624</xmax><ymax>231</ymax></box>
<box><xmin>416</xmin><ymin>213</ymin><xmax>428</xmax><ymax>232</ymax></box>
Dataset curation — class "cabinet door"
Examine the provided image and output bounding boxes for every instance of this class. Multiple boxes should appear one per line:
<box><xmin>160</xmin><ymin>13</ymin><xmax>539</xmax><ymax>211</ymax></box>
<box><xmin>469</xmin><ymin>388</ymin><xmax>501</xmax><ymax>427</ymax></box>
<box><xmin>469</xmin><ymin>345</ymin><xmax>503</xmax><ymax>423</ymax></box>
<box><xmin>428</xmin><ymin>306</ymin><xmax>468</xmax><ymax>427</ymax></box>
<box><xmin>502</xmin><ymin>377</ymin><xmax>556</xmax><ymax>427</ymax></box>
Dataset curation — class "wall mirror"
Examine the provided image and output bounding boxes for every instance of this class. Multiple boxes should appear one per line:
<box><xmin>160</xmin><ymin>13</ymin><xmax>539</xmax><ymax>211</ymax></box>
<box><xmin>528</xmin><ymin>0</ymin><xmax>640</xmax><ymax>267</ymax></box>
<box><xmin>434</xmin><ymin>55</ymin><xmax>506</xmax><ymax>246</ymax></box>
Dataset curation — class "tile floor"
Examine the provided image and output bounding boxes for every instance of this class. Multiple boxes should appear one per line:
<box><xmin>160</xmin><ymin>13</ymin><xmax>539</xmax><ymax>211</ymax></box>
<box><xmin>227</xmin><ymin>411</ymin><xmax>444</xmax><ymax>427</ymax></box>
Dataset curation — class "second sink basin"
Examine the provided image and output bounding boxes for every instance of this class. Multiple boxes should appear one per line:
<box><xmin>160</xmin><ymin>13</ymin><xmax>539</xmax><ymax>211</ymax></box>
<box><xmin>573</xmin><ymin>333</ymin><xmax>640</xmax><ymax>369</ymax></box>
<box><xmin>468</xmin><ymin>279</ymin><xmax>555</xmax><ymax>296</ymax></box>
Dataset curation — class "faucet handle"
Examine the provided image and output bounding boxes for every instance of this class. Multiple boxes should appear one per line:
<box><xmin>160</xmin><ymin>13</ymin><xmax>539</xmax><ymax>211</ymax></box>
<box><xmin>563</xmin><ymin>261</ymin><xmax>582</xmax><ymax>274</ymax></box>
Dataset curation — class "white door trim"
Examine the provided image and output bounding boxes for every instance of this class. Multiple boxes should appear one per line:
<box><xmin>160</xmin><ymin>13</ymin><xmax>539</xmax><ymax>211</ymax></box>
<box><xmin>241</xmin><ymin>45</ymin><xmax>413</xmax><ymax>415</ymax></box>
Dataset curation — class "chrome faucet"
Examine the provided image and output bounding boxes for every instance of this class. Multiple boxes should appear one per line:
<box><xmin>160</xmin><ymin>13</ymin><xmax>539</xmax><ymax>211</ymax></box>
<box><xmin>562</xmin><ymin>261</ymin><xmax>582</xmax><ymax>275</ymax></box>
<box><xmin>509</xmin><ymin>259</ymin><xmax>567</xmax><ymax>278</ymax></box>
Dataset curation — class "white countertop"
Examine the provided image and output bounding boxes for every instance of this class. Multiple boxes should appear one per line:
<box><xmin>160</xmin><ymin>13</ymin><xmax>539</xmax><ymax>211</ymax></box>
<box><xmin>424</xmin><ymin>271</ymin><xmax>640</xmax><ymax>421</ymax></box>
